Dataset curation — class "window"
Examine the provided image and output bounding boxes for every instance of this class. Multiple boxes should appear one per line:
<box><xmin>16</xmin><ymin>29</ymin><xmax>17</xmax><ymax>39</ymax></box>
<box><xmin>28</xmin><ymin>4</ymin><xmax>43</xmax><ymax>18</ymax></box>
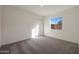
<box><xmin>51</xmin><ymin>17</ymin><xmax>62</xmax><ymax>29</ymax></box>
<box><xmin>32</xmin><ymin>24</ymin><xmax>39</xmax><ymax>38</ymax></box>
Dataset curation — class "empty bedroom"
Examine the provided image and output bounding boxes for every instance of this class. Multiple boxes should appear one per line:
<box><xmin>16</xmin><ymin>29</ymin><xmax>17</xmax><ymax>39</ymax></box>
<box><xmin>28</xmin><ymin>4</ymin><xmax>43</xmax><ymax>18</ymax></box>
<box><xmin>0</xmin><ymin>5</ymin><xmax>79</xmax><ymax>54</ymax></box>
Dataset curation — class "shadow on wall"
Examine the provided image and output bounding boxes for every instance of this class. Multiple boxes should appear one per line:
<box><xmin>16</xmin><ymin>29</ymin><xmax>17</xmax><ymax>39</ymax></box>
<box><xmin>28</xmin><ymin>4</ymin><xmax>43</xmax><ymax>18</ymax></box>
<box><xmin>32</xmin><ymin>24</ymin><xmax>39</xmax><ymax>38</ymax></box>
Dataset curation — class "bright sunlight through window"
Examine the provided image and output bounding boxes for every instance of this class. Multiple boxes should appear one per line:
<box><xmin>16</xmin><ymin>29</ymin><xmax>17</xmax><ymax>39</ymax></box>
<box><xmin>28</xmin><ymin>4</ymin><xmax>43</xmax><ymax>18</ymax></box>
<box><xmin>32</xmin><ymin>24</ymin><xmax>39</xmax><ymax>38</ymax></box>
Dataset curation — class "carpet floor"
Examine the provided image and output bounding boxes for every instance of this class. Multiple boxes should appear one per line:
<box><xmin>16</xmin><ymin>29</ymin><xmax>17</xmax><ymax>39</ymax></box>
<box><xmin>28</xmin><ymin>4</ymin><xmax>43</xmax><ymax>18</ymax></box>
<box><xmin>0</xmin><ymin>36</ymin><xmax>78</xmax><ymax>54</ymax></box>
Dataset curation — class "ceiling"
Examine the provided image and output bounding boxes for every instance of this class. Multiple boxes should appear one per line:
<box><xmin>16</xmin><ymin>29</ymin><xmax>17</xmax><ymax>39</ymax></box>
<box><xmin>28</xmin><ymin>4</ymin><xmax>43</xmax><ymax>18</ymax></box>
<box><xmin>13</xmin><ymin>5</ymin><xmax>76</xmax><ymax>16</ymax></box>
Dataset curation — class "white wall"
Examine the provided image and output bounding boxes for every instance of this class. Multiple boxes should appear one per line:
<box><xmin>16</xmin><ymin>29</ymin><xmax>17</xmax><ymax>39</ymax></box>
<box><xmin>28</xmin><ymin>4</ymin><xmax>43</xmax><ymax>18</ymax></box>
<box><xmin>62</xmin><ymin>7</ymin><xmax>77</xmax><ymax>44</ymax></box>
<box><xmin>78</xmin><ymin>7</ymin><xmax>79</xmax><ymax>45</ymax></box>
<box><xmin>2</xmin><ymin>6</ymin><xmax>43</xmax><ymax>45</ymax></box>
<box><xmin>0</xmin><ymin>6</ymin><xmax>2</xmax><ymax>47</ymax></box>
<box><xmin>44</xmin><ymin>7</ymin><xmax>78</xmax><ymax>44</ymax></box>
<box><xmin>77</xmin><ymin>6</ymin><xmax>79</xmax><ymax>44</ymax></box>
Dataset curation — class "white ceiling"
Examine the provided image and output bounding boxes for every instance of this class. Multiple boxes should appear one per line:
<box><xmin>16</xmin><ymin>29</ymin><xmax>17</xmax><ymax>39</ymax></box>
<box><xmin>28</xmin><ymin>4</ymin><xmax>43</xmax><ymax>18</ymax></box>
<box><xmin>13</xmin><ymin>5</ymin><xmax>76</xmax><ymax>16</ymax></box>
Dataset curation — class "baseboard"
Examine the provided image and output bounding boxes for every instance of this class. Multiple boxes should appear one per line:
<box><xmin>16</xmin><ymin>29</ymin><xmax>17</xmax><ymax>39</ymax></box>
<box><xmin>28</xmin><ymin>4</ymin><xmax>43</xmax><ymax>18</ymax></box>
<box><xmin>1</xmin><ymin>35</ymin><xmax>78</xmax><ymax>46</ymax></box>
<box><xmin>1</xmin><ymin>38</ymin><xmax>31</xmax><ymax>46</ymax></box>
<box><xmin>44</xmin><ymin>35</ymin><xmax>78</xmax><ymax>45</ymax></box>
